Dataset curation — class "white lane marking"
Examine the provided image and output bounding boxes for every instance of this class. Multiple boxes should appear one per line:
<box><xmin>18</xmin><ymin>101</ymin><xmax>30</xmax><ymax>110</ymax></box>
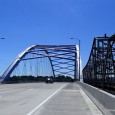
<box><xmin>78</xmin><ymin>86</ymin><xmax>103</xmax><ymax>115</ymax></box>
<box><xmin>27</xmin><ymin>83</ymin><xmax>68</xmax><ymax>115</ymax></box>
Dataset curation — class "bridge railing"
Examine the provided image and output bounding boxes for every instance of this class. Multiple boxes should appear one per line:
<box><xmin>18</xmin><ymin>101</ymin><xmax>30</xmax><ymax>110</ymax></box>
<box><xmin>83</xmin><ymin>34</ymin><xmax>115</xmax><ymax>93</ymax></box>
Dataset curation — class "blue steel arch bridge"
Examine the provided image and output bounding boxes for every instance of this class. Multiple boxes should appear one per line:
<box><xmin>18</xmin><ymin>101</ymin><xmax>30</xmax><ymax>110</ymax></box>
<box><xmin>83</xmin><ymin>34</ymin><xmax>115</xmax><ymax>92</ymax></box>
<box><xmin>1</xmin><ymin>45</ymin><xmax>80</xmax><ymax>83</ymax></box>
<box><xmin>0</xmin><ymin>34</ymin><xmax>114</xmax><ymax>93</ymax></box>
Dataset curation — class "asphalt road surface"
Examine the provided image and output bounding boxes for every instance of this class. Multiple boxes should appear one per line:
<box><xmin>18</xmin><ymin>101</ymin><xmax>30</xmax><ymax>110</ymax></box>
<box><xmin>0</xmin><ymin>82</ymin><xmax>103</xmax><ymax>115</ymax></box>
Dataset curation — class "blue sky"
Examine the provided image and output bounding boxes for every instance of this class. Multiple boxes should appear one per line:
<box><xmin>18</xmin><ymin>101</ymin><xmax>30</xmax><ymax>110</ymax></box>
<box><xmin>0</xmin><ymin>0</ymin><xmax>115</xmax><ymax>76</ymax></box>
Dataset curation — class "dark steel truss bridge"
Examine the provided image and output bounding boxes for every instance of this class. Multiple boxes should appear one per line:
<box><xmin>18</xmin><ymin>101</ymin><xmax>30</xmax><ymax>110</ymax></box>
<box><xmin>83</xmin><ymin>34</ymin><xmax>115</xmax><ymax>91</ymax></box>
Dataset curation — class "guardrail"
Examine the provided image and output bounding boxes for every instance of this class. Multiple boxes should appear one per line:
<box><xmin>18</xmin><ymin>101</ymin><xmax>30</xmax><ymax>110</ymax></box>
<box><xmin>78</xmin><ymin>82</ymin><xmax>115</xmax><ymax>115</ymax></box>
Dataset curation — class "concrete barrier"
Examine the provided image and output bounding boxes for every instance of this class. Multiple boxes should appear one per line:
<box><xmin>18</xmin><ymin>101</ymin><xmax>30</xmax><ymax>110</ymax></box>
<box><xmin>78</xmin><ymin>82</ymin><xmax>115</xmax><ymax>115</ymax></box>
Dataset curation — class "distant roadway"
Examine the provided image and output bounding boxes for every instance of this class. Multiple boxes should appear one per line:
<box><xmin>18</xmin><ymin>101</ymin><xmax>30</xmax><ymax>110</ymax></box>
<box><xmin>0</xmin><ymin>82</ymin><xmax>103</xmax><ymax>115</ymax></box>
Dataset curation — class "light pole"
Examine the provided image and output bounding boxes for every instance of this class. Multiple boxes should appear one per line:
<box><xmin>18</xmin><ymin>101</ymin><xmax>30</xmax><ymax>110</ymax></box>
<box><xmin>0</xmin><ymin>37</ymin><xmax>5</xmax><ymax>82</ymax></box>
<box><xmin>70</xmin><ymin>38</ymin><xmax>80</xmax><ymax>81</ymax></box>
<box><xmin>1</xmin><ymin>38</ymin><xmax>5</xmax><ymax>39</ymax></box>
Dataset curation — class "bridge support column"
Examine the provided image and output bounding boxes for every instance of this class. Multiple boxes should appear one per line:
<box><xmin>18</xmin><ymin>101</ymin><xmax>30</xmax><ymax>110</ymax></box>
<box><xmin>74</xmin><ymin>47</ymin><xmax>77</xmax><ymax>81</ymax></box>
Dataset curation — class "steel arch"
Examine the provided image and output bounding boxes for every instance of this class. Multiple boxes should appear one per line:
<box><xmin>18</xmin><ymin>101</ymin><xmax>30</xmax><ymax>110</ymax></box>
<box><xmin>1</xmin><ymin>45</ymin><xmax>54</xmax><ymax>82</ymax></box>
<box><xmin>1</xmin><ymin>45</ymin><xmax>78</xmax><ymax>82</ymax></box>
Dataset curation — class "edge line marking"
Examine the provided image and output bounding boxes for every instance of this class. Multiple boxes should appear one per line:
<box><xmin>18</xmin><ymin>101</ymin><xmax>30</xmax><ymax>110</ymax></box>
<box><xmin>27</xmin><ymin>83</ymin><xmax>68</xmax><ymax>115</ymax></box>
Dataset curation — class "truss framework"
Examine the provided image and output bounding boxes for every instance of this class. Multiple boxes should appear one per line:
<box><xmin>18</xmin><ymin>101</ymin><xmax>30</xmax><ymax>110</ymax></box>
<box><xmin>83</xmin><ymin>34</ymin><xmax>115</xmax><ymax>90</ymax></box>
<box><xmin>1</xmin><ymin>45</ymin><xmax>79</xmax><ymax>82</ymax></box>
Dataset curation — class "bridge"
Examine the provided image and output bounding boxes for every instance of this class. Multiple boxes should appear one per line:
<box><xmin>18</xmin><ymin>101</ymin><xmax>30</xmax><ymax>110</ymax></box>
<box><xmin>1</xmin><ymin>45</ymin><xmax>81</xmax><ymax>83</ymax></box>
<box><xmin>83</xmin><ymin>34</ymin><xmax>115</xmax><ymax>92</ymax></box>
<box><xmin>0</xmin><ymin>34</ymin><xmax>115</xmax><ymax>115</ymax></box>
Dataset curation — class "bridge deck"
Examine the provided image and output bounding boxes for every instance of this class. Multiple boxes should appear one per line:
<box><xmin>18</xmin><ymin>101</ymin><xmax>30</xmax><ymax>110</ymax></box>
<box><xmin>0</xmin><ymin>83</ymin><xmax>102</xmax><ymax>115</ymax></box>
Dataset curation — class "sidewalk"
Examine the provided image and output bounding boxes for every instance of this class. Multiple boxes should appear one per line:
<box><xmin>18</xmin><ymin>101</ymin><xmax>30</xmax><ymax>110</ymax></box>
<box><xmin>33</xmin><ymin>83</ymin><xmax>103</xmax><ymax>115</ymax></box>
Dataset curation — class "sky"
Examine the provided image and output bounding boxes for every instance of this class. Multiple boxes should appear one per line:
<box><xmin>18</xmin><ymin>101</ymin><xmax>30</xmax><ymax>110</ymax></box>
<box><xmin>0</xmin><ymin>0</ymin><xmax>115</xmax><ymax>76</ymax></box>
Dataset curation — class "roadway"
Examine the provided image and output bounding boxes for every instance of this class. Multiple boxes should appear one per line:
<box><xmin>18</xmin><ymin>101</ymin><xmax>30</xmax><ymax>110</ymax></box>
<box><xmin>0</xmin><ymin>82</ymin><xmax>103</xmax><ymax>115</ymax></box>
